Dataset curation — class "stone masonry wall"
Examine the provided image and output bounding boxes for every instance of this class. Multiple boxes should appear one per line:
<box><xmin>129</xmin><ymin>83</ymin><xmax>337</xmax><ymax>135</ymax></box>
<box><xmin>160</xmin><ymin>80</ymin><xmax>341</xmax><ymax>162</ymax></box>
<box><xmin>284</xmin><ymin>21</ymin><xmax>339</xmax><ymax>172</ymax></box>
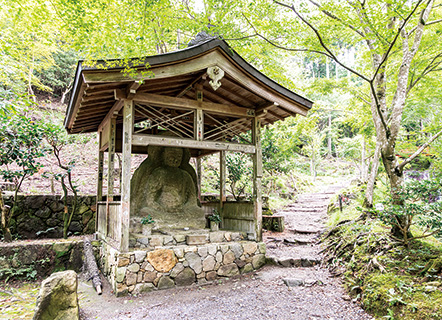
<box><xmin>2</xmin><ymin>195</ymin><xmax>96</xmax><ymax>239</ymax></box>
<box><xmin>101</xmin><ymin>241</ymin><xmax>267</xmax><ymax>296</ymax></box>
<box><xmin>0</xmin><ymin>239</ymin><xmax>84</xmax><ymax>280</ymax></box>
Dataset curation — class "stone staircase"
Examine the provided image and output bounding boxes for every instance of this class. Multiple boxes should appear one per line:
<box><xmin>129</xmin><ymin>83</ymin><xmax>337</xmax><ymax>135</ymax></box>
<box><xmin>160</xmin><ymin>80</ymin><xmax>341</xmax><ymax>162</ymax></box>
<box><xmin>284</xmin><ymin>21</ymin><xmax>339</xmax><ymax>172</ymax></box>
<box><xmin>264</xmin><ymin>184</ymin><xmax>345</xmax><ymax>269</ymax></box>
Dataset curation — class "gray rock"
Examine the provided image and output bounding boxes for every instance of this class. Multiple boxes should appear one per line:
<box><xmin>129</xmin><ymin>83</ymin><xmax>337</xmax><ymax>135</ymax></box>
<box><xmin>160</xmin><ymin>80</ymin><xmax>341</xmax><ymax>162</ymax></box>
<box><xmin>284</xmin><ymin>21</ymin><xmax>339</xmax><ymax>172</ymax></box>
<box><xmin>175</xmin><ymin>267</ymin><xmax>196</xmax><ymax>286</ymax></box>
<box><xmin>185</xmin><ymin>252</ymin><xmax>202</xmax><ymax>274</ymax></box>
<box><xmin>170</xmin><ymin>263</ymin><xmax>185</xmax><ymax>278</ymax></box>
<box><xmin>202</xmin><ymin>256</ymin><xmax>216</xmax><ymax>272</ymax></box>
<box><xmin>133</xmin><ymin>283</ymin><xmax>154</xmax><ymax>294</ymax></box>
<box><xmin>68</xmin><ymin>221</ymin><xmax>82</xmax><ymax>233</ymax></box>
<box><xmin>230</xmin><ymin>243</ymin><xmax>243</xmax><ymax>259</ymax></box>
<box><xmin>157</xmin><ymin>276</ymin><xmax>175</xmax><ymax>290</ymax></box>
<box><xmin>240</xmin><ymin>263</ymin><xmax>253</xmax><ymax>274</ymax></box>
<box><xmin>198</xmin><ymin>247</ymin><xmax>208</xmax><ymax>258</ymax></box>
<box><xmin>251</xmin><ymin>254</ymin><xmax>266</xmax><ymax>269</ymax></box>
<box><xmin>35</xmin><ymin>207</ymin><xmax>52</xmax><ymax>219</ymax></box>
<box><xmin>134</xmin><ymin>251</ymin><xmax>147</xmax><ymax>263</ymax></box>
<box><xmin>127</xmin><ymin>263</ymin><xmax>140</xmax><ymax>273</ymax></box>
<box><xmin>116</xmin><ymin>267</ymin><xmax>126</xmax><ymax>283</ymax></box>
<box><xmin>207</xmin><ymin>244</ymin><xmax>217</xmax><ymax>256</ymax></box>
<box><xmin>33</xmin><ymin>270</ymin><xmax>79</xmax><ymax>320</ymax></box>
<box><xmin>301</xmin><ymin>257</ymin><xmax>321</xmax><ymax>267</ymax></box>
<box><xmin>217</xmin><ymin>263</ymin><xmax>239</xmax><ymax>277</ymax></box>
<box><xmin>209</xmin><ymin>231</ymin><xmax>224</xmax><ymax>243</ymax></box>
<box><xmin>223</xmin><ymin>251</ymin><xmax>235</xmax><ymax>265</ymax></box>
<box><xmin>283</xmin><ymin>278</ymin><xmax>304</xmax><ymax>287</ymax></box>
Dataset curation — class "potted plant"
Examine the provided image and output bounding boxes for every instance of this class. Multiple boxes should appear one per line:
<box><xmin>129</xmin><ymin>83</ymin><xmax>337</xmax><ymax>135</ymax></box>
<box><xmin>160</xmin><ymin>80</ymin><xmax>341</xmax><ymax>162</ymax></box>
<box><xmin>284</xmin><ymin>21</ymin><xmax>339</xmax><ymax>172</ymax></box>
<box><xmin>209</xmin><ymin>209</ymin><xmax>222</xmax><ymax>231</ymax></box>
<box><xmin>140</xmin><ymin>214</ymin><xmax>155</xmax><ymax>236</ymax></box>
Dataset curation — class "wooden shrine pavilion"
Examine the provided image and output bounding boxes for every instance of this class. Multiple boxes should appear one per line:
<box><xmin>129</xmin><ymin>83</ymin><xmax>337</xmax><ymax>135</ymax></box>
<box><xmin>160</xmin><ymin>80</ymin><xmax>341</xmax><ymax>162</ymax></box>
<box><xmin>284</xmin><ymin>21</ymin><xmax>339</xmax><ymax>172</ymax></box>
<box><xmin>64</xmin><ymin>36</ymin><xmax>313</xmax><ymax>253</ymax></box>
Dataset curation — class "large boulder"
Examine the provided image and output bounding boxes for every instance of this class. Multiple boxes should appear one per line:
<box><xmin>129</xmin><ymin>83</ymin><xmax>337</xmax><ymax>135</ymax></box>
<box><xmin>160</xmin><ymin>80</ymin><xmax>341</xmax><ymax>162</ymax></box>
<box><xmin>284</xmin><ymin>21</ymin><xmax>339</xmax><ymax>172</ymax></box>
<box><xmin>33</xmin><ymin>270</ymin><xmax>79</xmax><ymax>320</ymax></box>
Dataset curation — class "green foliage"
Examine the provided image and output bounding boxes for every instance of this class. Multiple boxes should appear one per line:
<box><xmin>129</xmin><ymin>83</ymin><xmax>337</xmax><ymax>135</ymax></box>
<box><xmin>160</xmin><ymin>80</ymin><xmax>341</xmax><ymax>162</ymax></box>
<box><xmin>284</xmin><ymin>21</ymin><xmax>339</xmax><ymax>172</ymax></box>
<box><xmin>225</xmin><ymin>152</ymin><xmax>252</xmax><ymax>200</ymax></box>
<box><xmin>0</xmin><ymin>113</ymin><xmax>47</xmax><ymax>184</ymax></box>
<box><xmin>377</xmin><ymin>176</ymin><xmax>442</xmax><ymax>247</ymax></box>
<box><xmin>141</xmin><ymin>215</ymin><xmax>155</xmax><ymax>225</ymax></box>
<box><xmin>208</xmin><ymin>209</ymin><xmax>222</xmax><ymax>223</ymax></box>
<box><xmin>34</xmin><ymin>47</ymin><xmax>78</xmax><ymax>96</ymax></box>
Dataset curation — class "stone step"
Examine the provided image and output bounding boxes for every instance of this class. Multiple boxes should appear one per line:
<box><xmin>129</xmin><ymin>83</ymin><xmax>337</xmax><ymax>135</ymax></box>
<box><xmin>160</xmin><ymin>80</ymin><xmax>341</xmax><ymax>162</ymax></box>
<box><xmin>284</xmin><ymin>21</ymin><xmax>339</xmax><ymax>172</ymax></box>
<box><xmin>283</xmin><ymin>277</ymin><xmax>318</xmax><ymax>287</ymax></box>
<box><xmin>267</xmin><ymin>255</ymin><xmax>321</xmax><ymax>268</ymax></box>
<box><xmin>292</xmin><ymin>228</ymin><xmax>322</xmax><ymax>234</ymax></box>
<box><xmin>281</xmin><ymin>208</ymin><xmax>324</xmax><ymax>213</ymax></box>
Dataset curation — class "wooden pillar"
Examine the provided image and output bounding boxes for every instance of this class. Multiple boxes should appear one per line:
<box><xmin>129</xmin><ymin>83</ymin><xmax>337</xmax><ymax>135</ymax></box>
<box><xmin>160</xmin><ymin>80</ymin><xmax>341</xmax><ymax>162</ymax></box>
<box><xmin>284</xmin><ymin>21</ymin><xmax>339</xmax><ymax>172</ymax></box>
<box><xmin>195</xmin><ymin>84</ymin><xmax>204</xmax><ymax>141</ymax></box>
<box><xmin>220</xmin><ymin>150</ymin><xmax>226</xmax><ymax>205</ymax></box>
<box><xmin>107</xmin><ymin>117</ymin><xmax>116</xmax><ymax>201</ymax></box>
<box><xmin>252</xmin><ymin>117</ymin><xmax>263</xmax><ymax>241</ymax></box>
<box><xmin>96</xmin><ymin>131</ymin><xmax>104</xmax><ymax>235</ymax></box>
<box><xmin>196</xmin><ymin>156</ymin><xmax>202</xmax><ymax>201</ymax></box>
<box><xmin>120</xmin><ymin>100</ymin><xmax>133</xmax><ymax>252</ymax></box>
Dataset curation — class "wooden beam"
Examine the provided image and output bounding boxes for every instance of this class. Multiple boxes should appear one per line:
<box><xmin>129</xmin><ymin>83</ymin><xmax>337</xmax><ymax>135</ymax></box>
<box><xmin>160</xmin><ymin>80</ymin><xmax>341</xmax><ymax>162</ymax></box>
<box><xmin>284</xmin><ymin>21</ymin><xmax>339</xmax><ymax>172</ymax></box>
<box><xmin>176</xmin><ymin>72</ymin><xmax>206</xmax><ymax>98</ymax></box>
<box><xmin>267</xmin><ymin>109</ymin><xmax>285</xmax><ymax>121</ymax></box>
<box><xmin>98</xmin><ymin>99</ymin><xmax>124</xmax><ymax>132</ymax></box>
<box><xmin>132</xmin><ymin>134</ymin><xmax>256</xmax><ymax>153</ymax></box>
<box><xmin>127</xmin><ymin>92</ymin><xmax>255</xmax><ymax>118</ymax></box>
<box><xmin>120</xmin><ymin>100</ymin><xmax>133</xmax><ymax>252</ymax></box>
<box><xmin>126</xmin><ymin>81</ymin><xmax>141</xmax><ymax>99</ymax></box>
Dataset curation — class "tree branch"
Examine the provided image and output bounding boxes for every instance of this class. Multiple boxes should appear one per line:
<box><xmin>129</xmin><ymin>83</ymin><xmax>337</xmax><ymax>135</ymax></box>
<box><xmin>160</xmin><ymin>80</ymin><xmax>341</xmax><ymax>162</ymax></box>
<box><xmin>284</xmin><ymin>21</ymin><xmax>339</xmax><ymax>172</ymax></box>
<box><xmin>396</xmin><ymin>127</ymin><xmax>442</xmax><ymax>171</ymax></box>
<box><xmin>426</xmin><ymin>18</ymin><xmax>442</xmax><ymax>25</ymax></box>
<box><xmin>307</xmin><ymin>0</ymin><xmax>366</xmax><ymax>37</ymax></box>
<box><xmin>371</xmin><ymin>0</ymin><xmax>425</xmax><ymax>82</ymax></box>
<box><xmin>241</xmin><ymin>14</ymin><xmax>333</xmax><ymax>57</ymax></box>
<box><xmin>407</xmin><ymin>52</ymin><xmax>442</xmax><ymax>93</ymax></box>
<box><xmin>273</xmin><ymin>1</ymin><xmax>371</xmax><ymax>82</ymax></box>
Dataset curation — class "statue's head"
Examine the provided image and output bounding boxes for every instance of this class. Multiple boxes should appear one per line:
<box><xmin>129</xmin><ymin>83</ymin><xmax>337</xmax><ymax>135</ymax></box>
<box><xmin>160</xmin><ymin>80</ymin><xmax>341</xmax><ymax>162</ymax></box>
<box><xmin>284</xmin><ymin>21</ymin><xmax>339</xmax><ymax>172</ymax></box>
<box><xmin>163</xmin><ymin>147</ymin><xmax>183</xmax><ymax>167</ymax></box>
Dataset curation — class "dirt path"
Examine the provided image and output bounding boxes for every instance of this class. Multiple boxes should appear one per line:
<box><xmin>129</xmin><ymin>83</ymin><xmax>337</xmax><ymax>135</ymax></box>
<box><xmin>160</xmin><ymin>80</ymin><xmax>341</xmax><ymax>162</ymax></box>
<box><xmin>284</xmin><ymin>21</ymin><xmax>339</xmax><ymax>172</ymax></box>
<box><xmin>79</xmin><ymin>184</ymin><xmax>373</xmax><ymax>320</ymax></box>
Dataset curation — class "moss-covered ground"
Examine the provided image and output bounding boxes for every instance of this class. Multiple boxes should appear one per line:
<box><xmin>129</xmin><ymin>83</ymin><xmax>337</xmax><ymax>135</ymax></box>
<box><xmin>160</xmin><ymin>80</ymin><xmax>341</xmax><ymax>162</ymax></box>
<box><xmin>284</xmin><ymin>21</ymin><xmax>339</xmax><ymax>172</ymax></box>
<box><xmin>0</xmin><ymin>281</ymin><xmax>39</xmax><ymax>319</ymax></box>
<box><xmin>325</xmin><ymin>185</ymin><xmax>442</xmax><ymax>320</ymax></box>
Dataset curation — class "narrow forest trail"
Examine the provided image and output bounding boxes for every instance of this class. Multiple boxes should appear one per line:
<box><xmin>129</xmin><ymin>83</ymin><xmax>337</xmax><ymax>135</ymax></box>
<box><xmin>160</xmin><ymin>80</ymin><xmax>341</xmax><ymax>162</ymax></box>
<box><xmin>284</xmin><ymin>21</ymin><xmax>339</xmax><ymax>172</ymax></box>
<box><xmin>264</xmin><ymin>184</ymin><xmax>346</xmax><ymax>267</ymax></box>
<box><xmin>79</xmin><ymin>183</ymin><xmax>373</xmax><ymax>320</ymax></box>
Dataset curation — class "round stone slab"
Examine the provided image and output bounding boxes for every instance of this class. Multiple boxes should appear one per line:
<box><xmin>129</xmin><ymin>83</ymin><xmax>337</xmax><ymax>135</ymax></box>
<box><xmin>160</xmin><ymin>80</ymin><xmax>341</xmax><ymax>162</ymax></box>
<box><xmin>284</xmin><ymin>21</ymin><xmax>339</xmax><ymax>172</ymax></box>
<box><xmin>147</xmin><ymin>249</ymin><xmax>177</xmax><ymax>272</ymax></box>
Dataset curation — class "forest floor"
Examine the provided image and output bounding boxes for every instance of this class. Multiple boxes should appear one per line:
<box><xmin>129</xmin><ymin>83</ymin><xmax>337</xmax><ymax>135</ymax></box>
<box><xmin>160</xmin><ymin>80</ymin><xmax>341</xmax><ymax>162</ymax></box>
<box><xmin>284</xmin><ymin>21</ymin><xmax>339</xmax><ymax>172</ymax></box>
<box><xmin>76</xmin><ymin>182</ymin><xmax>374</xmax><ymax>320</ymax></box>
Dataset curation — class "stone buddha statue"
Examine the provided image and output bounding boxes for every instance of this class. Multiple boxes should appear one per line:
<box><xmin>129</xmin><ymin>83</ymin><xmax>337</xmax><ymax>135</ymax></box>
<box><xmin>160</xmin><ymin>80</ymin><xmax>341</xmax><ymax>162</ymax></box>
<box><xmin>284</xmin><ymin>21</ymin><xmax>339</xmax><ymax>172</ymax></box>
<box><xmin>130</xmin><ymin>145</ymin><xmax>205</xmax><ymax>231</ymax></box>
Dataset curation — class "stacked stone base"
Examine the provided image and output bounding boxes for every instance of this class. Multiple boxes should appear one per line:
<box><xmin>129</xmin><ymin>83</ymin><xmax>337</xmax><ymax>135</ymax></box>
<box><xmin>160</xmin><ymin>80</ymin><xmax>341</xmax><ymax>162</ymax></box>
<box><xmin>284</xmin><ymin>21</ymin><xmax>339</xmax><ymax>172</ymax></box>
<box><xmin>100</xmin><ymin>239</ymin><xmax>266</xmax><ymax>297</ymax></box>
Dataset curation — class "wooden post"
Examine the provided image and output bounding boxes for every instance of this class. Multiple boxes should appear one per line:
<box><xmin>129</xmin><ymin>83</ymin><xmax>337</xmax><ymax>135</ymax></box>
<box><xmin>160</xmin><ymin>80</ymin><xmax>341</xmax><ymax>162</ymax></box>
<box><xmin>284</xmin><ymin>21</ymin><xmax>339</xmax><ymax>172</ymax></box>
<box><xmin>196</xmin><ymin>156</ymin><xmax>202</xmax><ymax>202</ymax></box>
<box><xmin>195</xmin><ymin>84</ymin><xmax>204</xmax><ymax>141</ymax></box>
<box><xmin>220</xmin><ymin>150</ymin><xmax>226</xmax><ymax>204</ymax></box>
<box><xmin>107</xmin><ymin>117</ymin><xmax>116</xmax><ymax>201</ymax></box>
<box><xmin>252</xmin><ymin>117</ymin><xmax>263</xmax><ymax>241</ymax></box>
<box><xmin>96</xmin><ymin>131</ymin><xmax>104</xmax><ymax>235</ymax></box>
<box><xmin>220</xmin><ymin>150</ymin><xmax>226</xmax><ymax>228</ymax></box>
<box><xmin>120</xmin><ymin>100</ymin><xmax>133</xmax><ymax>252</ymax></box>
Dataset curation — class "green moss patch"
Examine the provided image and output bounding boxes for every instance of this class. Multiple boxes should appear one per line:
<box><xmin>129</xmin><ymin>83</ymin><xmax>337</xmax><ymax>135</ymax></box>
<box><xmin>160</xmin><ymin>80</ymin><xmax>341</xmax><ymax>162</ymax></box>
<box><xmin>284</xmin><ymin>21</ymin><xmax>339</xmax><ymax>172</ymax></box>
<box><xmin>324</xmin><ymin>204</ymin><xmax>442</xmax><ymax>320</ymax></box>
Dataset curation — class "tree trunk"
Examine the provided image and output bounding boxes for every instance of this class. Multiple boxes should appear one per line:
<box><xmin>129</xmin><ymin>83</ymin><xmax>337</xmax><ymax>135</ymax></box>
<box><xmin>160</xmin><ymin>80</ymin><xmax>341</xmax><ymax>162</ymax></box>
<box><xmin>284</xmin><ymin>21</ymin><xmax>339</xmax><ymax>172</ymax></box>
<box><xmin>83</xmin><ymin>239</ymin><xmax>102</xmax><ymax>295</ymax></box>
<box><xmin>363</xmin><ymin>140</ymin><xmax>381</xmax><ymax>208</ymax></box>
<box><xmin>0</xmin><ymin>193</ymin><xmax>12</xmax><ymax>242</ymax></box>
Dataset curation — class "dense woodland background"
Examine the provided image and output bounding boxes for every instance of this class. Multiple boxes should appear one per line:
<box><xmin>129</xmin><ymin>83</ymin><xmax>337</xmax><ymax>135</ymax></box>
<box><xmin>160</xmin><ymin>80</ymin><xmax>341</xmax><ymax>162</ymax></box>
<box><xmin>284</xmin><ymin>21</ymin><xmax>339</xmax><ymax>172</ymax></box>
<box><xmin>1</xmin><ymin>1</ymin><xmax>442</xmax><ymax>318</ymax></box>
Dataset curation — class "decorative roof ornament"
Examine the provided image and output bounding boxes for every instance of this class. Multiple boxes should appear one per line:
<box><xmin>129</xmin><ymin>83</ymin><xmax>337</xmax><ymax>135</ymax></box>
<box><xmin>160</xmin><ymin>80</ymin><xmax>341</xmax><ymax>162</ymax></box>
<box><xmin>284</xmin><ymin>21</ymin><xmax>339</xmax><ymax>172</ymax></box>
<box><xmin>187</xmin><ymin>31</ymin><xmax>217</xmax><ymax>47</ymax></box>
<box><xmin>207</xmin><ymin>66</ymin><xmax>225</xmax><ymax>91</ymax></box>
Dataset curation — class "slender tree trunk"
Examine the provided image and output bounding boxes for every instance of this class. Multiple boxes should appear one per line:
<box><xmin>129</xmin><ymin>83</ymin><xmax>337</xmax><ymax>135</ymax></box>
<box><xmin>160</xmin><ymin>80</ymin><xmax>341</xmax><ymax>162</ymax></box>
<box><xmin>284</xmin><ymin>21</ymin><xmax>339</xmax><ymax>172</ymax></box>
<box><xmin>327</xmin><ymin>115</ymin><xmax>332</xmax><ymax>157</ymax></box>
<box><xmin>361</xmin><ymin>137</ymin><xmax>367</xmax><ymax>181</ymax></box>
<box><xmin>0</xmin><ymin>193</ymin><xmax>12</xmax><ymax>242</ymax></box>
<box><xmin>364</xmin><ymin>140</ymin><xmax>381</xmax><ymax>208</ymax></box>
